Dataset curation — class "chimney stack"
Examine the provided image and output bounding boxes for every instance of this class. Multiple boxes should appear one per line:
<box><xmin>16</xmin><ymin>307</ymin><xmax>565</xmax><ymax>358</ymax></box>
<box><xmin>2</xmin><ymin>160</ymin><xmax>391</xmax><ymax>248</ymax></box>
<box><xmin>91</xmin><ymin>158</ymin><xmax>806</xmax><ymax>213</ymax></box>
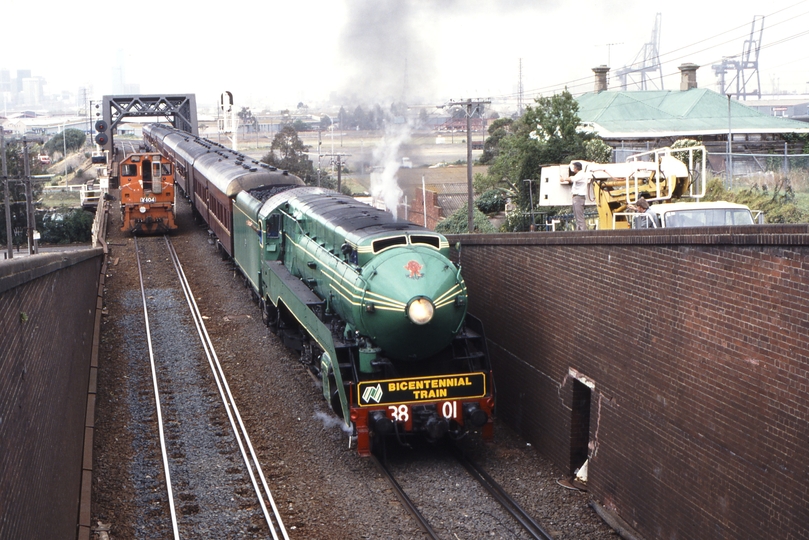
<box><xmin>679</xmin><ymin>63</ymin><xmax>699</xmax><ymax>90</ymax></box>
<box><xmin>593</xmin><ymin>65</ymin><xmax>610</xmax><ymax>93</ymax></box>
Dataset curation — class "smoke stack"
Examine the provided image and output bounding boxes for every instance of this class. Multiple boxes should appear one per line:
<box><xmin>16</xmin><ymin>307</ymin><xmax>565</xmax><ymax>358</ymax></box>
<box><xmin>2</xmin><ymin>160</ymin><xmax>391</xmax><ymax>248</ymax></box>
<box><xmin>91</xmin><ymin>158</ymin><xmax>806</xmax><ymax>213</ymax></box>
<box><xmin>679</xmin><ymin>63</ymin><xmax>699</xmax><ymax>90</ymax></box>
<box><xmin>592</xmin><ymin>65</ymin><xmax>610</xmax><ymax>93</ymax></box>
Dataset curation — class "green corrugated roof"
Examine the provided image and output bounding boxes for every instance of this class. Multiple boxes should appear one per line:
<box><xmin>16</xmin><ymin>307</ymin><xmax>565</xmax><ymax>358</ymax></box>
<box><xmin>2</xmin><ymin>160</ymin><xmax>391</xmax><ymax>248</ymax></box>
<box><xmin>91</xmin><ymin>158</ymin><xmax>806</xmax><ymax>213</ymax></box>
<box><xmin>576</xmin><ymin>88</ymin><xmax>809</xmax><ymax>138</ymax></box>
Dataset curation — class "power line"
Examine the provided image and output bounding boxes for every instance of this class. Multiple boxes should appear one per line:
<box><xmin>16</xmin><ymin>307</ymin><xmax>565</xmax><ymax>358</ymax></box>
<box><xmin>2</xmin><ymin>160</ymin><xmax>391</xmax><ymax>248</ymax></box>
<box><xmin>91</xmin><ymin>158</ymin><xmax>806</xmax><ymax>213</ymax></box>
<box><xmin>489</xmin><ymin>1</ymin><xmax>809</xmax><ymax>102</ymax></box>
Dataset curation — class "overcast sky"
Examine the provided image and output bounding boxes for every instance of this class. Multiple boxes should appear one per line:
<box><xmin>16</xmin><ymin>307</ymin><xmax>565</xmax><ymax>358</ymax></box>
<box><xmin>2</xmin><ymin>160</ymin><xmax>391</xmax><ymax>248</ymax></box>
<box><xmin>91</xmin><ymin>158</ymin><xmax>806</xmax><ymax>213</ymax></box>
<box><xmin>3</xmin><ymin>0</ymin><xmax>808</xmax><ymax>111</ymax></box>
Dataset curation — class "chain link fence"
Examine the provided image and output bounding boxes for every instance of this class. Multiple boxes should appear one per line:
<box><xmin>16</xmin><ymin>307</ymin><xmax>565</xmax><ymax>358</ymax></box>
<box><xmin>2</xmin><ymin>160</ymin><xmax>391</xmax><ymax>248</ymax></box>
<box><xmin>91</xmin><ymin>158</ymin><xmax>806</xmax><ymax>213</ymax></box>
<box><xmin>711</xmin><ymin>152</ymin><xmax>809</xmax><ymax>191</ymax></box>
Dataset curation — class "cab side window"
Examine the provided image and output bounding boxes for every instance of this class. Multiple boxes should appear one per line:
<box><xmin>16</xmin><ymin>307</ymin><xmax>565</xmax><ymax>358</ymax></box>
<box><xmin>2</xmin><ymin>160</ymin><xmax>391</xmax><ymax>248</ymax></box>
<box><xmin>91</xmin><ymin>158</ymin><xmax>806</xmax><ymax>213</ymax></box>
<box><xmin>267</xmin><ymin>214</ymin><xmax>281</xmax><ymax>238</ymax></box>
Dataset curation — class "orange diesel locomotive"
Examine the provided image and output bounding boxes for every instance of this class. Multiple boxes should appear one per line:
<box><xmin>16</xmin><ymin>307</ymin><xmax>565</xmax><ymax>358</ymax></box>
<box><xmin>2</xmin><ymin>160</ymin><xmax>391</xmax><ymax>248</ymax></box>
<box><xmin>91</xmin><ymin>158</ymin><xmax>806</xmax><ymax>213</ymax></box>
<box><xmin>119</xmin><ymin>152</ymin><xmax>177</xmax><ymax>234</ymax></box>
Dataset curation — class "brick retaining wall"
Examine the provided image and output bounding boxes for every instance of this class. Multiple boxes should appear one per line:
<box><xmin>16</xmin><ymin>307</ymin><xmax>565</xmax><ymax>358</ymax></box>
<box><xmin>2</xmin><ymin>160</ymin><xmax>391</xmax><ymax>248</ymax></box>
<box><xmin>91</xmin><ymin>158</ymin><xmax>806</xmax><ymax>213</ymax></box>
<box><xmin>0</xmin><ymin>249</ymin><xmax>103</xmax><ymax>539</ymax></box>
<box><xmin>449</xmin><ymin>225</ymin><xmax>809</xmax><ymax>540</ymax></box>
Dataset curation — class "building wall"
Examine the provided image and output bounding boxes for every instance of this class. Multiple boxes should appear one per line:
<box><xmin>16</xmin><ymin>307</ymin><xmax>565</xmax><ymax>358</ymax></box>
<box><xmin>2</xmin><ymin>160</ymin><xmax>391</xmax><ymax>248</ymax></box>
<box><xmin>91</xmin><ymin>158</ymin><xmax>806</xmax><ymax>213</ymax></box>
<box><xmin>408</xmin><ymin>189</ymin><xmax>444</xmax><ymax>230</ymax></box>
<box><xmin>448</xmin><ymin>226</ymin><xmax>809</xmax><ymax>540</ymax></box>
<box><xmin>0</xmin><ymin>250</ymin><xmax>103</xmax><ymax>540</ymax></box>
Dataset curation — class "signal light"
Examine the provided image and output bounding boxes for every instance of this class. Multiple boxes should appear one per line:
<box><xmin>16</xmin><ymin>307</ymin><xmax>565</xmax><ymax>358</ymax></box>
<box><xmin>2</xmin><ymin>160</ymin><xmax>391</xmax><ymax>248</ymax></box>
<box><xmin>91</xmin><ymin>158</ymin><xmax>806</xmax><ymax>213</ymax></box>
<box><xmin>95</xmin><ymin>120</ymin><xmax>108</xmax><ymax>133</ymax></box>
<box><xmin>95</xmin><ymin>133</ymin><xmax>109</xmax><ymax>146</ymax></box>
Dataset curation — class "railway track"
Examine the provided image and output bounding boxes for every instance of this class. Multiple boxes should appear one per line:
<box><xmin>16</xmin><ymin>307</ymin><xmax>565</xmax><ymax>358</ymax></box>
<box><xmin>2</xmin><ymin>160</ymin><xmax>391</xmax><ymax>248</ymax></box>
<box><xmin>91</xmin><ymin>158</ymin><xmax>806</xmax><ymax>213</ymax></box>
<box><xmin>133</xmin><ymin>235</ymin><xmax>287</xmax><ymax>539</ymax></box>
<box><xmin>371</xmin><ymin>441</ymin><xmax>554</xmax><ymax>540</ymax></box>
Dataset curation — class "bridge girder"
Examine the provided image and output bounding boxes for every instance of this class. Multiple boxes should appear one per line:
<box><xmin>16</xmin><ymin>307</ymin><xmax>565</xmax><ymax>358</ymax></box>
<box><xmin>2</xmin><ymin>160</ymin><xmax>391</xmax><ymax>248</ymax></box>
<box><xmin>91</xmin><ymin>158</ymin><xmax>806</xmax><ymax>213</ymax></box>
<box><xmin>96</xmin><ymin>94</ymin><xmax>198</xmax><ymax>152</ymax></box>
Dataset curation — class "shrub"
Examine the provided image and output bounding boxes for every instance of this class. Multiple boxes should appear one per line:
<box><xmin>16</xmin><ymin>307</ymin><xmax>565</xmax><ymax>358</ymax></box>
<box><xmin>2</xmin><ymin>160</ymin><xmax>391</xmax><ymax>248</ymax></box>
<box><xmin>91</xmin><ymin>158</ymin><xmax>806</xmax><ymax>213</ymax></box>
<box><xmin>435</xmin><ymin>204</ymin><xmax>497</xmax><ymax>234</ymax></box>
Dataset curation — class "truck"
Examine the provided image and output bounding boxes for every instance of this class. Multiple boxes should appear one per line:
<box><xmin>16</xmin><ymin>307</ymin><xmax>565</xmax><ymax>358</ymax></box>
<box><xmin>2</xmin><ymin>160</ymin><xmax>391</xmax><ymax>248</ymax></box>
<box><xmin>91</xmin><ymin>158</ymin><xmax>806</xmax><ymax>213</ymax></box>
<box><xmin>537</xmin><ymin>145</ymin><xmax>760</xmax><ymax>229</ymax></box>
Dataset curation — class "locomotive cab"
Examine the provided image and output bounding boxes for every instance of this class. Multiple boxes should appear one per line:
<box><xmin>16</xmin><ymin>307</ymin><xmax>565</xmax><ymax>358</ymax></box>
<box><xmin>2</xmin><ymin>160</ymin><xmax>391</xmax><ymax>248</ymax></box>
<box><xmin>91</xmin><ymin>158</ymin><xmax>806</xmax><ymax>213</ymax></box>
<box><xmin>119</xmin><ymin>153</ymin><xmax>177</xmax><ymax>235</ymax></box>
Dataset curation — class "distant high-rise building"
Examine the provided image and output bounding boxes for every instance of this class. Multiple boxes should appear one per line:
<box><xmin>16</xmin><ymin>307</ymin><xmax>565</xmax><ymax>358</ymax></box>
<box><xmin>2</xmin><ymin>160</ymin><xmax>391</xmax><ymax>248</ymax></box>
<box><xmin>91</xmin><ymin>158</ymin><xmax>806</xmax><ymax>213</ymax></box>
<box><xmin>112</xmin><ymin>49</ymin><xmax>126</xmax><ymax>94</ymax></box>
<box><xmin>0</xmin><ymin>69</ymin><xmax>11</xmax><ymax>94</ymax></box>
<box><xmin>15</xmin><ymin>69</ymin><xmax>31</xmax><ymax>93</ymax></box>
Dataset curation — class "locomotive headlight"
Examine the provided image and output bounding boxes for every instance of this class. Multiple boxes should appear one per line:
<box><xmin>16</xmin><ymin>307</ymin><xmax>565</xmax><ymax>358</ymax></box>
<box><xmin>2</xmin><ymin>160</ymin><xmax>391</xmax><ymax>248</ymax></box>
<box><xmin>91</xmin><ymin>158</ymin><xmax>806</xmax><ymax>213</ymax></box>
<box><xmin>406</xmin><ymin>297</ymin><xmax>434</xmax><ymax>325</ymax></box>
<box><xmin>139</xmin><ymin>206</ymin><xmax>147</xmax><ymax>214</ymax></box>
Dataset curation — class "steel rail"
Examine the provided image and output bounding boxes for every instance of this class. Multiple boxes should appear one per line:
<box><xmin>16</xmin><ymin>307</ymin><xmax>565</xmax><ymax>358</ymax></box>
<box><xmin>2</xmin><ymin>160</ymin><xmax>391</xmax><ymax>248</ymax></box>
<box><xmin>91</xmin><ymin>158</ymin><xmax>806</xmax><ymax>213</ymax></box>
<box><xmin>369</xmin><ymin>453</ymin><xmax>440</xmax><ymax>540</ymax></box>
<box><xmin>450</xmin><ymin>445</ymin><xmax>554</xmax><ymax>540</ymax></box>
<box><xmin>163</xmin><ymin>236</ymin><xmax>289</xmax><ymax>540</ymax></box>
<box><xmin>134</xmin><ymin>236</ymin><xmax>181</xmax><ymax>540</ymax></box>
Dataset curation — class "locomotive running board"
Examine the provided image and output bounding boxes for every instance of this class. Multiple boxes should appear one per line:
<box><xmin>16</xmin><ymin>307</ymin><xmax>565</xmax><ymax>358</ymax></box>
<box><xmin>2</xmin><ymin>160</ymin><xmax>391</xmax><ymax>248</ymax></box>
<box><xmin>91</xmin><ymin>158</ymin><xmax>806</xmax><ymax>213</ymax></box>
<box><xmin>262</xmin><ymin>260</ymin><xmax>350</xmax><ymax>426</ymax></box>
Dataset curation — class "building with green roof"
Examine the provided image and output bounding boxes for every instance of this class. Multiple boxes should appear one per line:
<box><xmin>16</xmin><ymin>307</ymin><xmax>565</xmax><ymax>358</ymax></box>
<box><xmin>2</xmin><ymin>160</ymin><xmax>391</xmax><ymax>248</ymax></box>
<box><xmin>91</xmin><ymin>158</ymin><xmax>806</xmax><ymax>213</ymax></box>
<box><xmin>576</xmin><ymin>65</ymin><xmax>809</xmax><ymax>164</ymax></box>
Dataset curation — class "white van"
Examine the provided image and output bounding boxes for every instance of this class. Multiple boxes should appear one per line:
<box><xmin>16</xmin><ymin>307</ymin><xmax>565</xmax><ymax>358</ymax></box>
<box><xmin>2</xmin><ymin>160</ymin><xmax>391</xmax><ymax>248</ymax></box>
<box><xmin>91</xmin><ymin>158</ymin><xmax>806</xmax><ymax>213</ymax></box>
<box><xmin>626</xmin><ymin>201</ymin><xmax>760</xmax><ymax>229</ymax></box>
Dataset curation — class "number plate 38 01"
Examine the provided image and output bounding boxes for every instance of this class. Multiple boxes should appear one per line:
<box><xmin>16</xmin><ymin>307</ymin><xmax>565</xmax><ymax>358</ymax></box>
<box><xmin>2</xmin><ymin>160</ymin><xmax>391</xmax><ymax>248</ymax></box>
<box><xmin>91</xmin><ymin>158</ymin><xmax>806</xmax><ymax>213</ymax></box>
<box><xmin>387</xmin><ymin>401</ymin><xmax>461</xmax><ymax>423</ymax></box>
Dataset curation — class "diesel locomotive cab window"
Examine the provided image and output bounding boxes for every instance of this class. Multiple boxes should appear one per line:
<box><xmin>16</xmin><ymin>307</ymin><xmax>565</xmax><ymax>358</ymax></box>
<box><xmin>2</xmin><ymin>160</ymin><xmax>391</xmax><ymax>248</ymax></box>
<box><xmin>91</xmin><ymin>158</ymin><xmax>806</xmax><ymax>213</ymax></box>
<box><xmin>121</xmin><ymin>164</ymin><xmax>137</xmax><ymax>176</ymax></box>
<box><xmin>372</xmin><ymin>236</ymin><xmax>407</xmax><ymax>253</ymax></box>
<box><xmin>409</xmin><ymin>235</ymin><xmax>441</xmax><ymax>249</ymax></box>
<box><xmin>152</xmin><ymin>162</ymin><xmax>167</xmax><ymax>179</ymax></box>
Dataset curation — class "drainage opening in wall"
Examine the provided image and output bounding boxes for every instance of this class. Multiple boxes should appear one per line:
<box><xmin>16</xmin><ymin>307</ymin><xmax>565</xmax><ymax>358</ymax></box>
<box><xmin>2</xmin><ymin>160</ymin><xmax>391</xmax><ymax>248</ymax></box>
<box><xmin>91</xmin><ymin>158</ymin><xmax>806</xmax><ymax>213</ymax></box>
<box><xmin>570</xmin><ymin>378</ymin><xmax>592</xmax><ymax>480</ymax></box>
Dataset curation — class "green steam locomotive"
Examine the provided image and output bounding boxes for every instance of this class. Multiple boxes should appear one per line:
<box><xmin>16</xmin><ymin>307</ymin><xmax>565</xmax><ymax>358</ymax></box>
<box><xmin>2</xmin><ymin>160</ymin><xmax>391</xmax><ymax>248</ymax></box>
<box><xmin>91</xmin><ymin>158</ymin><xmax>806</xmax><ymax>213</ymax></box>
<box><xmin>233</xmin><ymin>186</ymin><xmax>494</xmax><ymax>455</ymax></box>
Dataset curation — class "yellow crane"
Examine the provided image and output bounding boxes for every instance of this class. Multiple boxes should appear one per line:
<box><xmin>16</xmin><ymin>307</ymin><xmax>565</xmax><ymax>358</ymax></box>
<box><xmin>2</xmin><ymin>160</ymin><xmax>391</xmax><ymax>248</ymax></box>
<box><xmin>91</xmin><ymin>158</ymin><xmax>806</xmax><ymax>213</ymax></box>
<box><xmin>538</xmin><ymin>145</ymin><xmax>708</xmax><ymax>230</ymax></box>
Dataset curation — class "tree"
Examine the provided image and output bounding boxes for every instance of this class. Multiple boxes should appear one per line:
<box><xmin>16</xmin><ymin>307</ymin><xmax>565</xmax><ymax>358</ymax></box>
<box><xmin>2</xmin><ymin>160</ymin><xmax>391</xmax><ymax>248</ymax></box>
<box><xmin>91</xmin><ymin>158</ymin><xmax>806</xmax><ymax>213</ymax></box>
<box><xmin>39</xmin><ymin>208</ymin><xmax>93</xmax><ymax>244</ymax></box>
<box><xmin>479</xmin><ymin>90</ymin><xmax>606</xmax><ymax>231</ymax></box>
<box><xmin>238</xmin><ymin>107</ymin><xmax>257</xmax><ymax>132</ymax></box>
<box><xmin>584</xmin><ymin>138</ymin><xmax>613</xmax><ymax>163</ymax></box>
<box><xmin>43</xmin><ymin>129</ymin><xmax>86</xmax><ymax>156</ymax></box>
<box><xmin>261</xmin><ymin>125</ymin><xmax>316</xmax><ymax>184</ymax></box>
<box><xmin>418</xmin><ymin>109</ymin><xmax>430</xmax><ymax>129</ymax></box>
<box><xmin>292</xmin><ymin>119</ymin><xmax>309</xmax><ymax>132</ymax></box>
<box><xmin>351</xmin><ymin>106</ymin><xmax>366</xmax><ymax>130</ymax></box>
<box><xmin>338</xmin><ymin>106</ymin><xmax>348</xmax><ymax>130</ymax></box>
<box><xmin>1</xmin><ymin>143</ymin><xmax>43</xmax><ymax>247</ymax></box>
<box><xmin>479</xmin><ymin>118</ymin><xmax>514</xmax><ymax>165</ymax></box>
<box><xmin>390</xmin><ymin>101</ymin><xmax>408</xmax><ymax>118</ymax></box>
<box><xmin>703</xmin><ymin>177</ymin><xmax>808</xmax><ymax>224</ymax></box>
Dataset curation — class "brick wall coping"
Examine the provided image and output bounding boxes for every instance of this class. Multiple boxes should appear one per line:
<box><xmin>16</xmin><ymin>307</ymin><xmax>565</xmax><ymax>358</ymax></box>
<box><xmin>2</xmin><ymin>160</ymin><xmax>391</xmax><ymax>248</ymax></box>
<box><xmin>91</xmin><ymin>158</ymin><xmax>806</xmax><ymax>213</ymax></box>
<box><xmin>448</xmin><ymin>224</ymin><xmax>809</xmax><ymax>247</ymax></box>
<box><xmin>0</xmin><ymin>248</ymin><xmax>104</xmax><ymax>294</ymax></box>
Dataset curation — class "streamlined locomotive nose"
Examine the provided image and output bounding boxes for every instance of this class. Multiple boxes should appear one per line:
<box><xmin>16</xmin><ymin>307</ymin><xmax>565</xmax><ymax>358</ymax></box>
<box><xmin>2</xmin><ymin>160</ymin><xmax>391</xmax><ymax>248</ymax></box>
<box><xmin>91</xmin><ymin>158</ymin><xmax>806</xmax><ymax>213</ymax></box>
<box><xmin>358</xmin><ymin>247</ymin><xmax>466</xmax><ymax>362</ymax></box>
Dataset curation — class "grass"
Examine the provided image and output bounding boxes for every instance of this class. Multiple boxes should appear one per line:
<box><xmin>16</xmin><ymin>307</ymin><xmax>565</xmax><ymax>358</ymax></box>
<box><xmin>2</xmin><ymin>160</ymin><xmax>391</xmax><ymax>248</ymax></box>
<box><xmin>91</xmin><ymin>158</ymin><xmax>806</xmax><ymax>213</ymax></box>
<box><xmin>41</xmin><ymin>189</ymin><xmax>81</xmax><ymax>208</ymax></box>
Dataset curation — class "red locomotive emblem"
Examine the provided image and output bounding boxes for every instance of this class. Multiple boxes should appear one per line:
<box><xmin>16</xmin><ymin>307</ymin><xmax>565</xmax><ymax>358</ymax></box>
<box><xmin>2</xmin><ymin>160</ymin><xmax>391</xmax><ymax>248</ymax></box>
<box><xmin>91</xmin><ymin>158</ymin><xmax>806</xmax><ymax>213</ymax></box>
<box><xmin>405</xmin><ymin>260</ymin><xmax>423</xmax><ymax>279</ymax></box>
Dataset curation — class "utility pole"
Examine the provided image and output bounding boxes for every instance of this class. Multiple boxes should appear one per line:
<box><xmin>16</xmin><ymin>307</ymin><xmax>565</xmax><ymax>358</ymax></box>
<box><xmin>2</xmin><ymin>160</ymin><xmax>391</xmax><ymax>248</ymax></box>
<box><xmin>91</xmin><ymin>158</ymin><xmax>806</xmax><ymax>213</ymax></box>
<box><xmin>317</xmin><ymin>128</ymin><xmax>322</xmax><ymax>187</ymax></box>
<box><xmin>323</xmin><ymin>152</ymin><xmax>351</xmax><ymax>193</ymax></box>
<box><xmin>517</xmin><ymin>59</ymin><xmax>524</xmax><ymax>117</ymax></box>
<box><xmin>2</xmin><ymin>127</ymin><xmax>12</xmax><ymax>259</ymax></box>
<box><xmin>22</xmin><ymin>139</ymin><xmax>35</xmax><ymax>254</ymax></box>
<box><xmin>438</xmin><ymin>98</ymin><xmax>491</xmax><ymax>233</ymax></box>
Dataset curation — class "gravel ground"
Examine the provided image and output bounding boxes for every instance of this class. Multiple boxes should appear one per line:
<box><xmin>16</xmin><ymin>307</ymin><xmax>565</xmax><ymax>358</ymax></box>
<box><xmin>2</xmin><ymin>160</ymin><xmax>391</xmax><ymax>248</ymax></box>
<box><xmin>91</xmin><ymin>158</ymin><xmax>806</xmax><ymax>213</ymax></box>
<box><xmin>91</xmin><ymin>192</ymin><xmax>617</xmax><ymax>539</ymax></box>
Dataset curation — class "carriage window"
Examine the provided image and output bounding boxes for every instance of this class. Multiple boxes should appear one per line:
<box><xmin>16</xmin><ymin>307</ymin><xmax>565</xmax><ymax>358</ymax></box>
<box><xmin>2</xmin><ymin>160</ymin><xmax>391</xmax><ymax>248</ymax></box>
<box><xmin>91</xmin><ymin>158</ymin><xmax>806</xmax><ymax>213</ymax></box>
<box><xmin>373</xmin><ymin>236</ymin><xmax>407</xmax><ymax>253</ymax></box>
<box><xmin>161</xmin><ymin>163</ymin><xmax>171</xmax><ymax>176</ymax></box>
<box><xmin>121</xmin><ymin>164</ymin><xmax>137</xmax><ymax>176</ymax></box>
<box><xmin>409</xmin><ymin>235</ymin><xmax>440</xmax><ymax>249</ymax></box>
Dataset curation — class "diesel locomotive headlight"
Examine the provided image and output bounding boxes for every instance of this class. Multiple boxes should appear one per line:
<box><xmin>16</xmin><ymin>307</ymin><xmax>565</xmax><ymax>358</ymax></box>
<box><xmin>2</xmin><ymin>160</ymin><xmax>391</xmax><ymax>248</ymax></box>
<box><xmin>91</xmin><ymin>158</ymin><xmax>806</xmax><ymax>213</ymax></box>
<box><xmin>406</xmin><ymin>297</ymin><xmax>434</xmax><ymax>325</ymax></box>
<box><xmin>139</xmin><ymin>206</ymin><xmax>147</xmax><ymax>214</ymax></box>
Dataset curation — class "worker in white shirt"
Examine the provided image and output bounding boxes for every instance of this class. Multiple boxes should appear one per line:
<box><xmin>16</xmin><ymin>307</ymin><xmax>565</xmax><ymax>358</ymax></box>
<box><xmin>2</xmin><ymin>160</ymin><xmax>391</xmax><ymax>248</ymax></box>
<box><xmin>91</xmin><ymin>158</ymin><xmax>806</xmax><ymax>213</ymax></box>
<box><xmin>569</xmin><ymin>161</ymin><xmax>592</xmax><ymax>230</ymax></box>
